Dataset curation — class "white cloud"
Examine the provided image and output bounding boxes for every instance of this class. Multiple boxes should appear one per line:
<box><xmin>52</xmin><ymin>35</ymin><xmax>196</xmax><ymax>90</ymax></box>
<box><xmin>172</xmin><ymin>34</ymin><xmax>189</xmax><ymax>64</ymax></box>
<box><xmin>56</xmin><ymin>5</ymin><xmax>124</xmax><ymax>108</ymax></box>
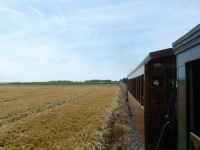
<box><xmin>0</xmin><ymin>6</ymin><xmax>22</xmax><ymax>16</ymax></box>
<box><xmin>29</xmin><ymin>5</ymin><xmax>45</xmax><ymax>20</ymax></box>
<box><xmin>56</xmin><ymin>6</ymin><xmax>66</xmax><ymax>31</ymax></box>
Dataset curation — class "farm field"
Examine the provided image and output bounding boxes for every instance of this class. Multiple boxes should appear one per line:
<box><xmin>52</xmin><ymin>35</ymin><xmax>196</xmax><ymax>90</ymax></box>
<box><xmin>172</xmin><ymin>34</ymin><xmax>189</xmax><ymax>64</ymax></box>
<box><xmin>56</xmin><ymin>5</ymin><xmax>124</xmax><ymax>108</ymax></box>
<box><xmin>0</xmin><ymin>84</ymin><xmax>118</xmax><ymax>149</ymax></box>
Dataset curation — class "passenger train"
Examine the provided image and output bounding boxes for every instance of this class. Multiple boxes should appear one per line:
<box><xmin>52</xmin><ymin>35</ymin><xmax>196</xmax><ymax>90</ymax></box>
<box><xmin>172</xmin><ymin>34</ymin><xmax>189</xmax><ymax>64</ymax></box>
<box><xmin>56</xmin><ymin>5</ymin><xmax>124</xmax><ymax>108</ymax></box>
<box><xmin>126</xmin><ymin>24</ymin><xmax>200</xmax><ymax>150</ymax></box>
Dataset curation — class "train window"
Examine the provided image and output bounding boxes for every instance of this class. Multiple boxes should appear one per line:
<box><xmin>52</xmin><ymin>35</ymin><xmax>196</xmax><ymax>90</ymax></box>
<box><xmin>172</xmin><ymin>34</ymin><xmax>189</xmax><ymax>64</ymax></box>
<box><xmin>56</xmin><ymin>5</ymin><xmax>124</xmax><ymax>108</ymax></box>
<box><xmin>141</xmin><ymin>75</ymin><xmax>144</xmax><ymax>106</ymax></box>
<box><xmin>153</xmin><ymin>80</ymin><xmax>159</xmax><ymax>86</ymax></box>
<box><xmin>154</xmin><ymin>63</ymin><xmax>161</xmax><ymax>67</ymax></box>
<box><xmin>170</xmin><ymin>78</ymin><xmax>177</xmax><ymax>87</ymax></box>
<box><xmin>151</xmin><ymin>76</ymin><xmax>163</xmax><ymax>90</ymax></box>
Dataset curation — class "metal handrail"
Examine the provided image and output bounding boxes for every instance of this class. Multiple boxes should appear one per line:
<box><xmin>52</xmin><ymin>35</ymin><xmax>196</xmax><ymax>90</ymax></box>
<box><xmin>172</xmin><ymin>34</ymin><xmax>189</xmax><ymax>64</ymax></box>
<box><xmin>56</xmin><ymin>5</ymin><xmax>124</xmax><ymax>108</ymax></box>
<box><xmin>190</xmin><ymin>132</ymin><xmax>200</xmax><ymax>150</ymax></box>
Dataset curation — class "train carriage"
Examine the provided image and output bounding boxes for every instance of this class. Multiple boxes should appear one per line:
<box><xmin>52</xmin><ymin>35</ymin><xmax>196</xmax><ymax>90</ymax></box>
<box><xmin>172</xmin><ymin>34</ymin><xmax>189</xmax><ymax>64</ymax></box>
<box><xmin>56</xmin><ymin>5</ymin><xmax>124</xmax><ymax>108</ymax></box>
<box><xmin>173</xmin><ymin>24</ymin><xmax>200</xmax><ymax>150</ymax></box>
<box><xmin>127</xmin><ymin>48</ymin><xmax>176</xmax><ymax>149</ymax></box>
<box><xmin>126</xmin><ymin>24</ymin><xmax>200</xmax><ymax>150</ymax></box>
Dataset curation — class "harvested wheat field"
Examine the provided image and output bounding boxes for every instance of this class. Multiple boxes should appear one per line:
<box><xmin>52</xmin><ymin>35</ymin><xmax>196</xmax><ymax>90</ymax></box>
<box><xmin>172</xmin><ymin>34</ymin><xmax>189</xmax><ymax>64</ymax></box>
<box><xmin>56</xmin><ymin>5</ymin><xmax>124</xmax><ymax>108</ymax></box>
<box><xmin>0</xmin><ymin>84</ymin><xmax>118</xmax><ymax>150</ymax></box>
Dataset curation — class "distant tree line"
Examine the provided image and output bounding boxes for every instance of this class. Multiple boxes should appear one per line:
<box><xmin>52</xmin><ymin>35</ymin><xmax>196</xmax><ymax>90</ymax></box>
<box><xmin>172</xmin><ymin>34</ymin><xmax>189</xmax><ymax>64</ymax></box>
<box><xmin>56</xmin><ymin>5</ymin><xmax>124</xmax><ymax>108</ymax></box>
<box><xmin>8</xmin><ymin>79</ymin><xmax>119</xmax><ymax>85</ymax></box>
<box><xmin>85</xmin><ymin>79</ymin><xmax>112</xmax><ymax>83</ymax></box>
<box><xmin>48</xmin><ymin>80</ymin><xmax>74</xmax><ymax>83</ymax></box>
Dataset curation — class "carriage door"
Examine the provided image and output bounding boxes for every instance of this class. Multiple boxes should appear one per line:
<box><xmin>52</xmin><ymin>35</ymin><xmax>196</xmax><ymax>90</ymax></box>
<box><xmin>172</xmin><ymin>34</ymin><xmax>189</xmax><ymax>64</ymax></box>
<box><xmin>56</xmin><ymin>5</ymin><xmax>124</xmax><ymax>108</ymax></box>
<box><xmin>186</xmin><ymin>59</ymin><xmax>200</xmax><ymax>149</ymax></box>
<box><xmin>148</xmin><ymin>73</ymin><xmax>167</xmax><ymax>150</ymax></box>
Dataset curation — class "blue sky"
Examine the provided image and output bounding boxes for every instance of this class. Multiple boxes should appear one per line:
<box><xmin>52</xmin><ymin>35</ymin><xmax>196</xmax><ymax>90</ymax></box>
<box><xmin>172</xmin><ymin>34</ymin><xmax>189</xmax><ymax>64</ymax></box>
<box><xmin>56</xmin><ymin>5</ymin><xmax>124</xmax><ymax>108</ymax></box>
<box><xmin>0</xmin><ymin>0</ymin><xmax>199</xmax><ymax>82</ymax></box>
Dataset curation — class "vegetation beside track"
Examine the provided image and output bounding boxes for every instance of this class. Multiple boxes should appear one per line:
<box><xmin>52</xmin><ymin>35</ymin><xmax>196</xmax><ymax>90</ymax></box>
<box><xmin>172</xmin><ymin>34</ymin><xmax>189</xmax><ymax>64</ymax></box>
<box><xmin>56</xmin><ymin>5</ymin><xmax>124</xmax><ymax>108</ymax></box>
<box><xmin>107</xmin><ymin>88</ymin><xmax>132</xmax><ymax>150</ymax></box>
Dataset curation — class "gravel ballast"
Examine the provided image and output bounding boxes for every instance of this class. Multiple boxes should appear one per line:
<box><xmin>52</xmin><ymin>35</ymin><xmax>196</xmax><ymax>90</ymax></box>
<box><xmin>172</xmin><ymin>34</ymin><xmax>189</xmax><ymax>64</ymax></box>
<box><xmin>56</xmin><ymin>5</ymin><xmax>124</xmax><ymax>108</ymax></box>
<box><xmin>126</xmin><ymin>101</ymin><xmax>145</xmax><ymax>150</ymax></box>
